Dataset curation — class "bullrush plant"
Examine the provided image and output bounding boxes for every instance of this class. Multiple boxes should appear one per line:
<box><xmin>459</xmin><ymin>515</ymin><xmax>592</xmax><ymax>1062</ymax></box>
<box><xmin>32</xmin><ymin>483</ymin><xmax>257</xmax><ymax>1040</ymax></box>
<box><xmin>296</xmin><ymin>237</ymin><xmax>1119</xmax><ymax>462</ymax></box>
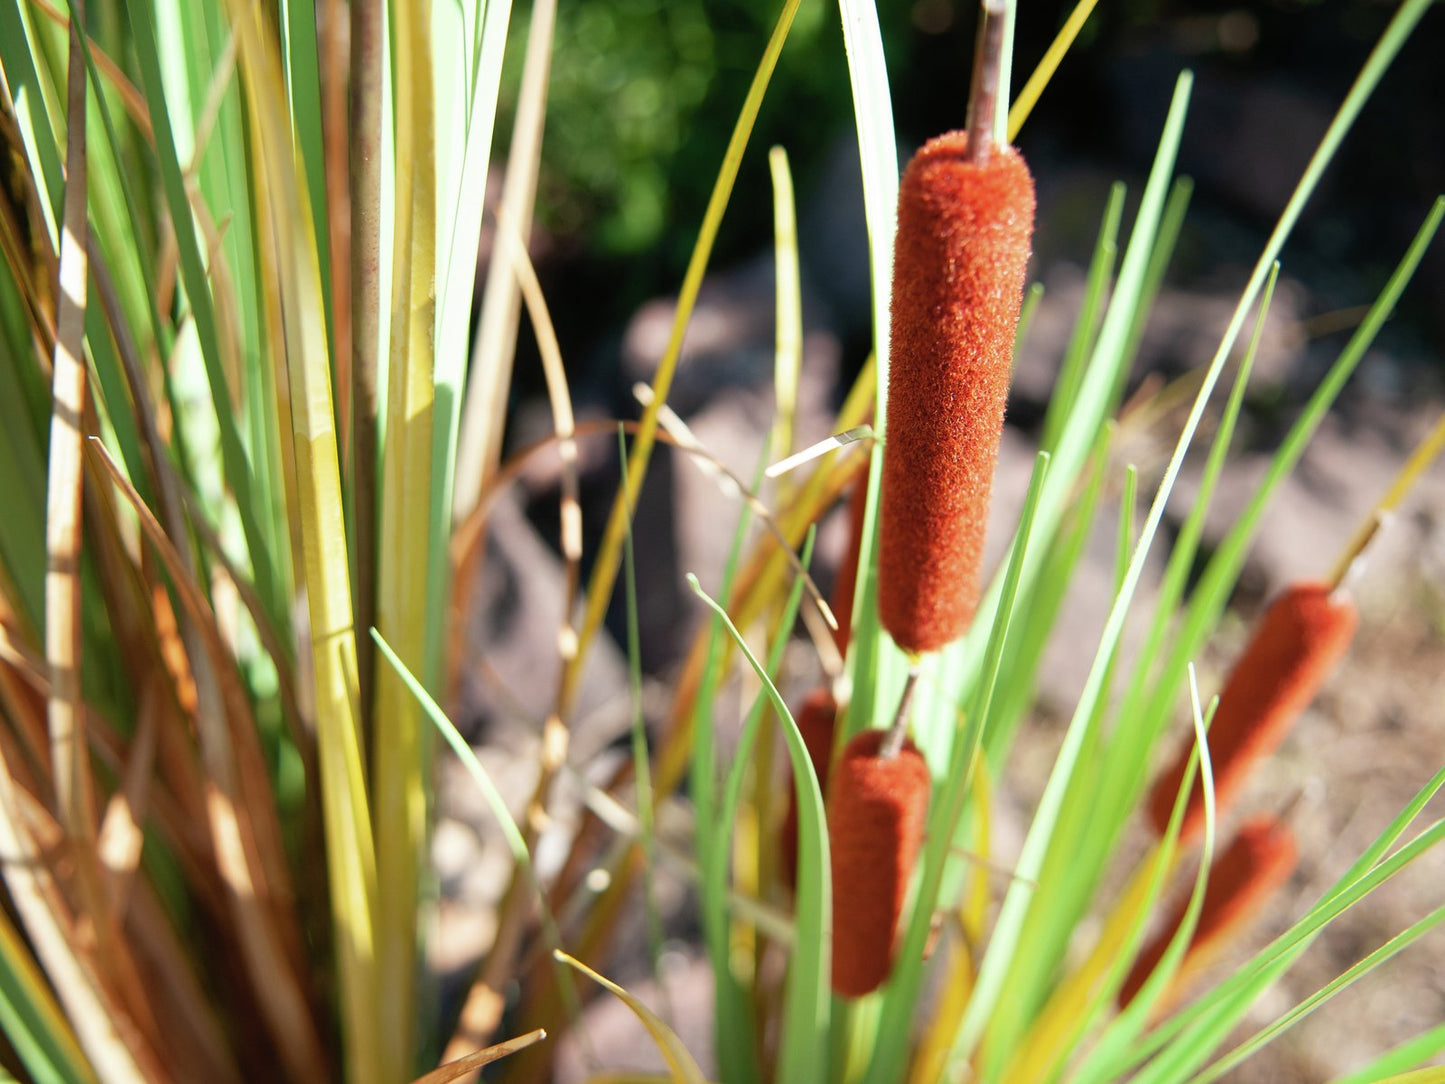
<box><xmin>0</xmin><ymin>0</ymin><xmax>1442</xmax><ymax>1081</ymax></box>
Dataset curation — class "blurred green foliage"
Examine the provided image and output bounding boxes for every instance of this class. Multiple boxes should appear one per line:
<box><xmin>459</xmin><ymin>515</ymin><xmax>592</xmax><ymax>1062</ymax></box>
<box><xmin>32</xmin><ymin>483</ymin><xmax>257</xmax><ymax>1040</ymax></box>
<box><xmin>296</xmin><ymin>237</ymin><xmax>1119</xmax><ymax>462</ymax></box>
<box><xmin>503</xmin><ymin>0</ymin><xmax>910</xmax><ymax>266</ymax></box>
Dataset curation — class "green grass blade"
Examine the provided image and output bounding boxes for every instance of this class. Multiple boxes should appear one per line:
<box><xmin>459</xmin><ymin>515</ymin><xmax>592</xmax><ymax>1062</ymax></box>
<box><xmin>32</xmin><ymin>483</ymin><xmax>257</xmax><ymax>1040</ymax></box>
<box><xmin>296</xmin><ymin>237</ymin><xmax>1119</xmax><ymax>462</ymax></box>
<box><xmin>279</xmin><ymin>0</ymin><xmax>331</xmax><ymax>343</ymax></box>
<box><xmin>1028</xmin><ymin>267</ymin><xmax>1278</xmax><ymax>1011</ymax></box>
<box><xmin>689</xmin><ymin>574</ymin><xmax>831</xmax><ymax>1084</ymax></box>
<box><xmin>835</xmin><ymin>0</ymin><xmax>911</xmax><ymax>765</ymax></box>
<box><xmin>940</xmin><ymin>71</ymin><xmax>1194</xmax><ymax>755</ymax></box>
<box><xmin>372</xmin><ymin>0</ymin><xmax>440</xmax><ymax>1073</ymax></box>
<box><xmin>1007</xmin><ymin>0</ymin><xmax>1099</xmax><ymax>139</ymax></box>
<box><xmin>427</xmin><ymin>0</ymin><xmax>515</xmax><ymax>684</ymax></box>
<box><xmin>1115</xmin><ymin>260</ymin><xmax>1275</xmax><ymax>729</ymax></box>
<box><xmin>866</xmin><ymin>452</ymin><xmax>1051</xmax><ymax>1084</ymax></box>
<box><xmin>1193</xmin><ymin>905</ymin><xmax>1445</xmax><ymax>1083</ymax></box>
<box><xmin>1039</xmin><ymin>183</ymin><xmax>1124</xmax><ymax>455</ymax></box>
<box><xmin>1332</xmin><ymin>1025</ymin><xmax>1445</xmax><ymax>1084</ymax></box>
<box><xmin>1119</xmin><ymin>176</ymin><xmax>1194</xmax><ymax>377</ymax></box>
<box><xmin>690</xmin><ymin>443</ymin><xmax>770</xmax><ymax>1084</ymax></box>
<box><xmin>125</xmin><ymin>0</ymin><xmax>285</xmax><ymax>627</ymax></box>
<box><xmin>946</xmin><ymin>72</ymin><xmax>1195</xmax><ymax>1068</ymax></box>
<box><xmin>372</xmin><ymin>629</ymin><xmax>532</xmax><ymax>883</ymax></box>
<box><xmin>837</xmin><ymin>0</ymin><xmax>897</xmax><ymax>419</ymax></box>
<box><xmin>618</xmin><ymin>429</ymin><xmax>668</xmax><ymax>1010</ymax></box>
<box><xmin>1125</xmin><ymin>817</ymin><xmax>1445</xmax><ymax>1084</ymax></box>
<box><xmin>707</xmin><ymin>529</ymin><xmax>817</xmax><ymax>1084</ymax></box>
<box><xmin>0</xmin><ymin>903</ymin><xmax>95</xmax><ymax>1084</ymax></box>
<box><xmin>1101</xmin><ymin>762</ymin><xmax>1445</xmax><ymax>1082</ymax></box>
<box><xmin>985</xmin><ymin>426</ymin><xmax>1109</xmax><ymax>760</ymax></box>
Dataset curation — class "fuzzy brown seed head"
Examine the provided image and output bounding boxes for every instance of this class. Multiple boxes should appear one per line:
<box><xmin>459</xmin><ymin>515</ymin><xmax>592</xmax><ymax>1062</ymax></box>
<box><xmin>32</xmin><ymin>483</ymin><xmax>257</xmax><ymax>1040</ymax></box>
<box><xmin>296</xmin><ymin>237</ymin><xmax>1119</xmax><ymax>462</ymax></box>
<box><xmin>1148</xmin><ymin>582</ymin><xmax>1358</xmax><ymax>844</ymax></box>
<box><xmin>1119</xmin><ymin>815</ymin><xmax>1298</xmax><ymax>1009</ymax></box>
<box><xmin>879</xmin><ymin>133</ymin><xmax>1036</xmax><ymax>654</ymax></box>
<box><xmin>828</xmin><ymin>729</ymin><xmax>932</xmax><ymax>998</ymax></box>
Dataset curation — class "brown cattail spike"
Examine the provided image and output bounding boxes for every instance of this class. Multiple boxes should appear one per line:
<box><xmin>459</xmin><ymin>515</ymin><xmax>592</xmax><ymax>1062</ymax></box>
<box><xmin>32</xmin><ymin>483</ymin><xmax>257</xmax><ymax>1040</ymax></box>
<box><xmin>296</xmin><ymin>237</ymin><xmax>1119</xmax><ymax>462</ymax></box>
<box><xmin>780</xmin><ymin>689</ymin><xmax>839</xmax><ymax>889</ymax></box>
<box><xmin>829</xmin><ymin>729</ymin><xmax>931</xmax><ymax>997</ymax></box>
<box><xmin>878</xmin><ymin>133</ymin><xmax>1036</xmax><ymax>654</ymax></box>
<box><xmin>1119</xmin><ymin>815</ymin><xmax>1298</xmax><ymax>1009</ymax></box>
<box><xmin>1148</xmin><ymin>582</ymin><xmax>1358</xmax><ymax>845</ymax></box>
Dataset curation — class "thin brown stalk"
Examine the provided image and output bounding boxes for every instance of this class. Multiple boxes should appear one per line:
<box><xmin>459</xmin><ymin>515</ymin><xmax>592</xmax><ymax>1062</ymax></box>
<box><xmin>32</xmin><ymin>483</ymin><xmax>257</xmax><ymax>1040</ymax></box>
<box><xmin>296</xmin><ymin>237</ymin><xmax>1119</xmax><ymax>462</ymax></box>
<box><xmin>97</xmin><ymin>234</ymin><xmax>307</xmax><ymax>758</ymax></box>
<box><xmin>636</xmin><ymin>384</ymin><xmax>837</xmax><ymax>632</ymax></box>
<box><xmin>95</xmin><ymin>678</ymin><xmax>159</xmax><ymax>910</ymax></box>
<box><xmin>86</xmin><ymin>439</ymin><xmax>330</xmax><ymax>1081</ymax></box>
<box><xmin>415</xmin><ymin>1030</ymin><xmax>549</xmax><ymax>1084</ymax></box>
<box><xmin>38</xmin><ymin>17</ymin><xmax>164</xmax><ymax>1054</ymax></box>
<box><xmin>92</xmin><ymin>231</ymin><xmax>319</xmax><ymax>1013</ymax></box>
<box><xmin>15</xmin><ymin>768</ymin><xmax>240</xmax><ymax>1083</ymax></box>
<box><xmin>447</xmin><ymin>419</ymin><xmax>693</xmax><ymax>692</ymax></box>
<box><xmin>445</xmin><ymin>218</ymin><xmax>582</xmax><ymax>1062</ymax></box>
<box><xmin>0</xmin><ymin>744</ymin><xmax>156</xmax><ymax>1081</ymax></box>
<box><xmin>965</xmin><ymin>0</ymin><xmax>1007</xmax><ymax>164</ymax></box>
<box><xmin>123</xmin><ymin>877</ymin><xmax>243</xmax><ymax>1083</ymax></box>
<box><xmin>513</xmin><ymin>450</ymin><xmax>868</xmax><ymax>1045</ymax></box>
<box><xmin>28</xmin><ymin>0</ymin><xmax>154</xmax><ymax>142</ymax></box>
<box><xmin>0</xmin><ymin>657</ymin><xmax>52</xmax><ymax>828</ymax></box>
<box><xmin>0</xmin><ymin>615</ymin><xmax>48</xmax><ymax>689</ymax></box>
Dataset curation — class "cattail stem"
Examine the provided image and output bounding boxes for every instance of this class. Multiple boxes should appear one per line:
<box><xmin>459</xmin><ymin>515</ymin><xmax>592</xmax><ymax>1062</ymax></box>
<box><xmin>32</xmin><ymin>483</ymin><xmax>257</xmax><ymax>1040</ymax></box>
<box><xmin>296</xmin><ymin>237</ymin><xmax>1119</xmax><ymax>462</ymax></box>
<box><xmin>967</xmin><ymin>0</ymin><xmax>1008</xmax><ymax>165</ymax></box>
<box><xmin>1327</xmin><ymin>407</ymin><xmax>1445</xmax><ymax>588</ymax></box>
<box><xmin>1329</xmin><ymin>513</ymin><xmax>1381</xmax><ymax>596</ymax></box>
<box><xmin>879</xmin><ymin>665</ymin><xmax>922</xmax><ymax>760</ymax></box>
